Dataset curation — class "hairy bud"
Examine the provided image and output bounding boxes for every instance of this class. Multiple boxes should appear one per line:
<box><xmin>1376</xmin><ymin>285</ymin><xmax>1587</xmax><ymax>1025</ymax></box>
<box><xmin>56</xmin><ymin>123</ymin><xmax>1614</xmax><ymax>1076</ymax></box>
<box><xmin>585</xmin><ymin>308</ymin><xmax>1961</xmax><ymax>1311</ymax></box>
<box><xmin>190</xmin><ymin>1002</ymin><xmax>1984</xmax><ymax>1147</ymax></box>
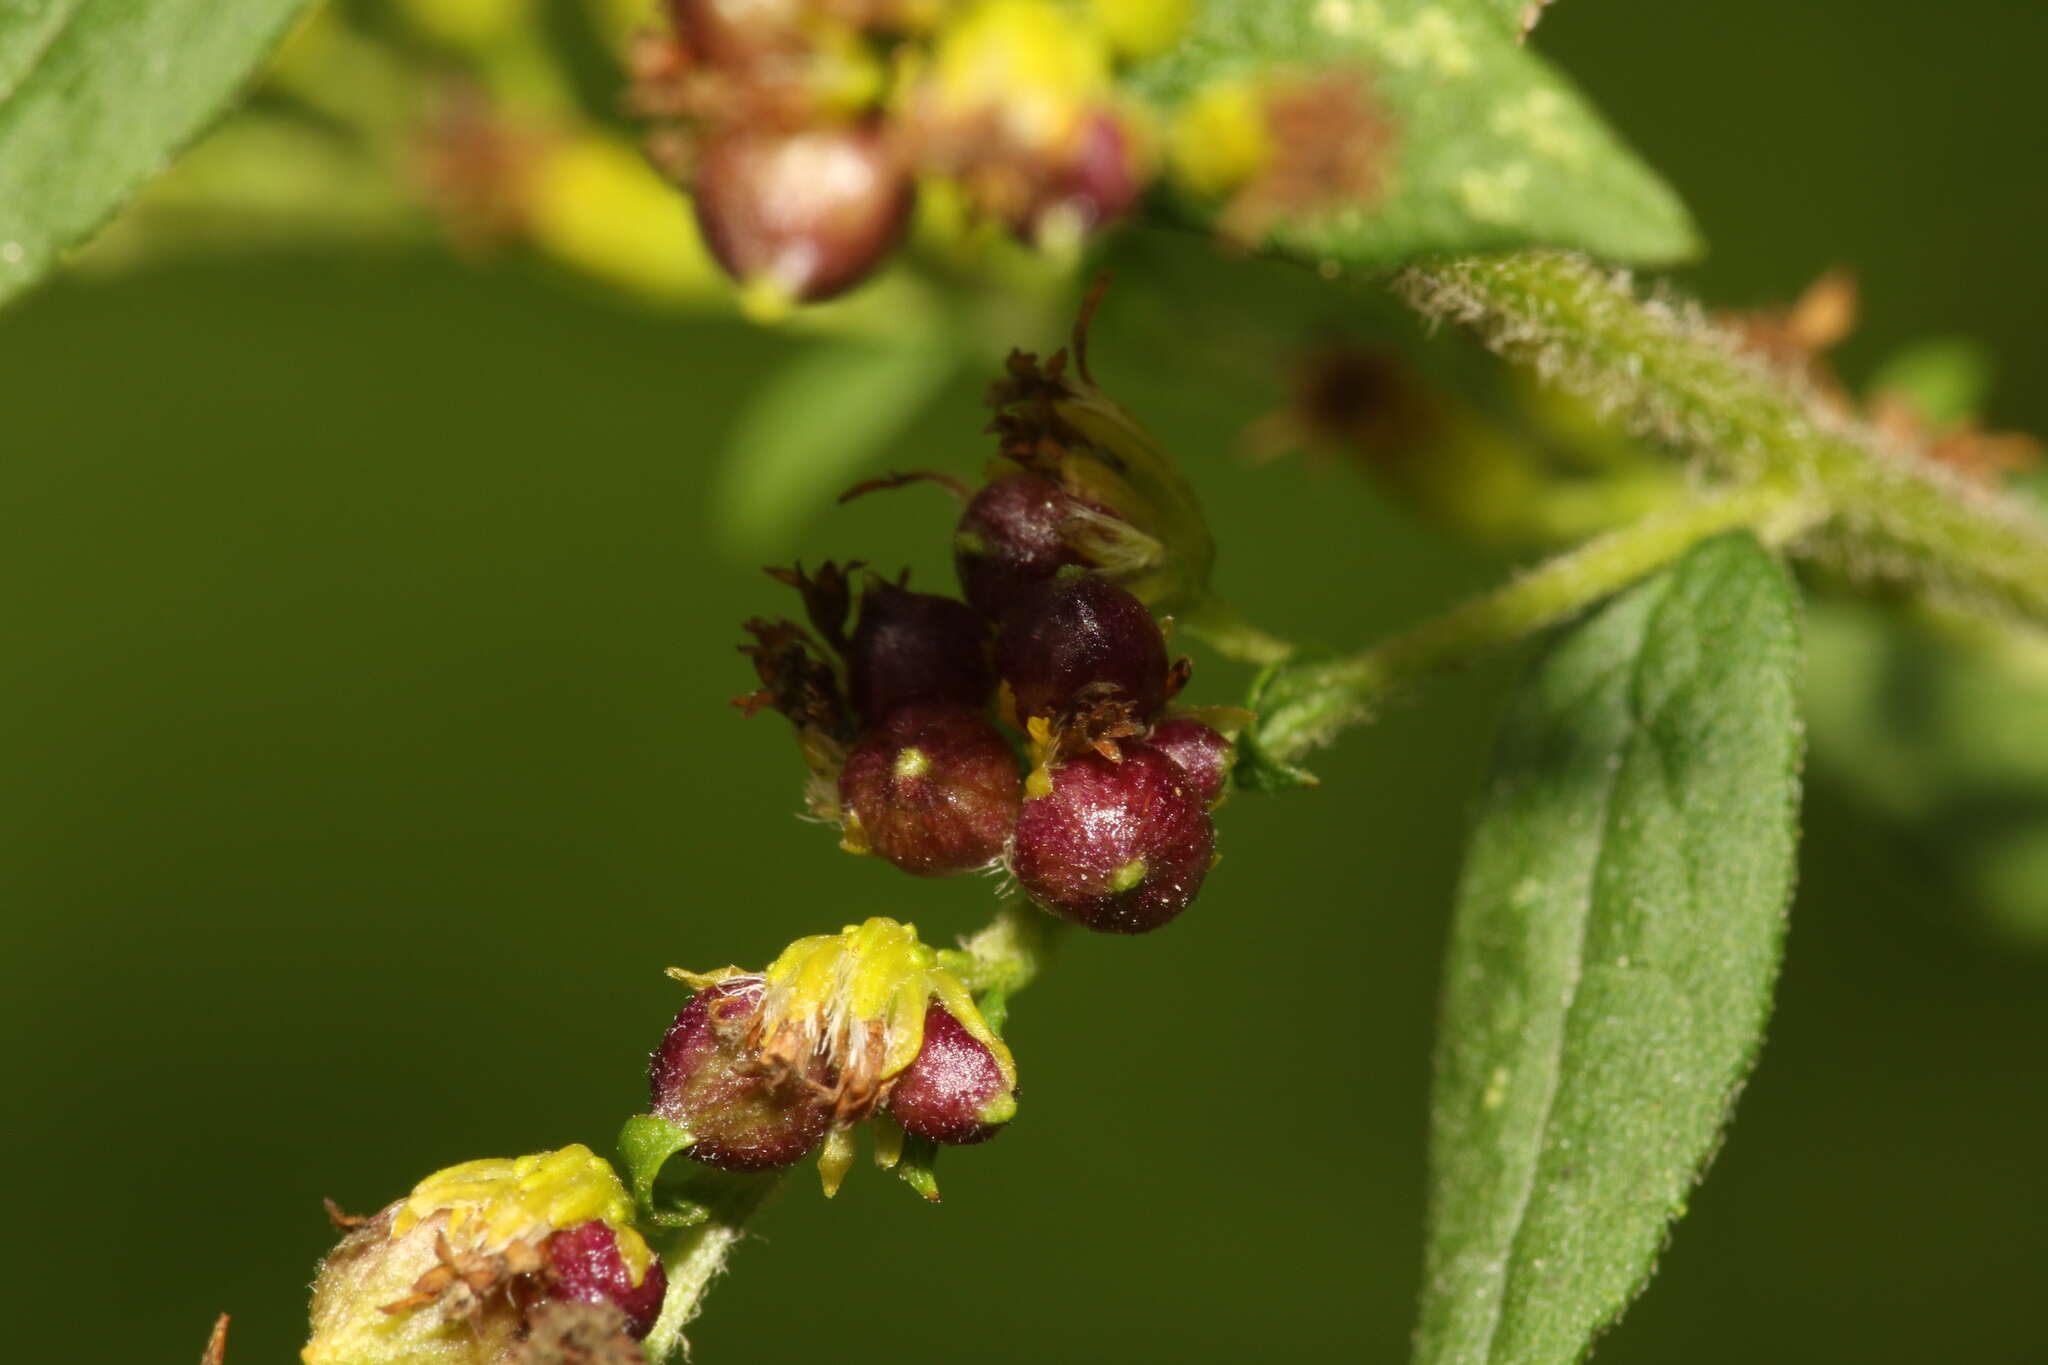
<box><xmin>650</xmin><ymin>978</ymin><xmax>832</xmax><ymax>1172</ymax></box>
<box><xmin>887</xmin><ymin>1002</ymin><xmax>1018</xmax><ymax>1144</ymax></box>
<box><xmin>996</xmin><ymin>574</ymin><xmax>1172</xmax><ymax>724</ymax></box>
<box><xmin>1010</xmin><ymin>743</ymin><xmax>1213</xmax><ymax>932</ymax></box>
<box><xmin>845</xmin><ymin>579</ymin><xmax>992</xmax><ymax>724</ymax></box>
<box><xmin>838</xmin><ymin>702</ymin><xmax>1021</xmax><ymax>875</ymax></box>
<box><xmin>693</xmin><ymin>123</ymin><xmax>911</xmax><ymax>306</ymax></box>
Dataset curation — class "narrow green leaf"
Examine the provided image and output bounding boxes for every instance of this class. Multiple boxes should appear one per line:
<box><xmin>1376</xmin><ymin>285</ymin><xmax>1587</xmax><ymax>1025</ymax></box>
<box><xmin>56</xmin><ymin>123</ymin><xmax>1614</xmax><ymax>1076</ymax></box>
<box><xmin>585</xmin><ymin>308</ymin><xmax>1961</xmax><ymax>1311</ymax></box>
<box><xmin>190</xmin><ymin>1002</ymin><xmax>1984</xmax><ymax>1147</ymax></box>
<box><xmin>1417</xmin><ymin>533</ymin><xmax>1802</xmax><ymax>1365</ymax></box>
<box><xmin>710</xmin><ymin>337</ymin><xmax>957</xmax><ymax>555</ymax></box>
<box><xmin>1128</xmin><ymin>0</ymin><xmax>1698</xmax><ymax>268</ymax></box>
<box><xmin>0</xmin><ymin>0</ymin><xmax>317</xmax><ymax>309</ymax></box>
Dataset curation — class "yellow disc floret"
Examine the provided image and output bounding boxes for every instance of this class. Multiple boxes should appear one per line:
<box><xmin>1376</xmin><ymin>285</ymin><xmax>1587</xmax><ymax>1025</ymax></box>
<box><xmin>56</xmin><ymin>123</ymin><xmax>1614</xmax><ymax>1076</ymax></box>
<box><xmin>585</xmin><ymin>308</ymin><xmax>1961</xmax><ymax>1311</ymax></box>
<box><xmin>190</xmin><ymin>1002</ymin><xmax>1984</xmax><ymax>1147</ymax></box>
<box><xmin>396</xmin><ymin>1143</ymin><xmax>654</xmax><ymax>1286</ymax></box>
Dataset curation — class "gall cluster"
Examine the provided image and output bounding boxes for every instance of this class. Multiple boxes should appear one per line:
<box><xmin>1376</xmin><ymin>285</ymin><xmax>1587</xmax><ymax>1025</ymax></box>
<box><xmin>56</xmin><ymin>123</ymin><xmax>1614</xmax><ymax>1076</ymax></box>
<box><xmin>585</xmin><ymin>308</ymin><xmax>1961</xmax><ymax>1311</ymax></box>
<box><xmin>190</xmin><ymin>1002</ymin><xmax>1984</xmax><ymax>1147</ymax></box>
<box><xmin>737</xmin><ymin>388</ymin><xmax>1236</xmax><ymax>937</ymax></box>
<box><xmin>631</xmin><ymin>0</ymin><xmax>1169</xmax><ymax>306</ymax></box>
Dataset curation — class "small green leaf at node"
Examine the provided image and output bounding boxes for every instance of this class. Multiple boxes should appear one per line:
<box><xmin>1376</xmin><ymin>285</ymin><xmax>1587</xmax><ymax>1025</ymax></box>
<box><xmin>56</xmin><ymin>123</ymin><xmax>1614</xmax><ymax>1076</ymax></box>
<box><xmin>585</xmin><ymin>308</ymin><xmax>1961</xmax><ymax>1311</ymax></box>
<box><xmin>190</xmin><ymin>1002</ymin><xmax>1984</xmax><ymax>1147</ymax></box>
<box><xmin>617</xmin><ymin>1116</ymin><xmax>711</xmax><ymax>1231</ymax></box>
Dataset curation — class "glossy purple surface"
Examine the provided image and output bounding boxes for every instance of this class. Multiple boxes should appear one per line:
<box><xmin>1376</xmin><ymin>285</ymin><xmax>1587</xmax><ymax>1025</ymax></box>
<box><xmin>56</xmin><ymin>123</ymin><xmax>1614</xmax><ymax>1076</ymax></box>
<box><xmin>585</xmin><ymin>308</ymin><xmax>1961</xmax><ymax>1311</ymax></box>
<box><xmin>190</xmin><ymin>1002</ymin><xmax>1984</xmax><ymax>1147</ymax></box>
<box><xmin>543</xmin><ymin>1220</ymin><xmax>669</xmax><ymax>1340</ymax></box>
<box><xmin>1010</xmin><ymin>743</ymin><xmax>1214</xmax><ymax>933</ymax></box>
<box><xmin>1146</xmin><ymin>717</ymin><xmax>1234</xmax><ymax>809</ymax></box>
<box><xmin>692</xmin><ymin>124</ymin><xmax>911</xmax><ymax>303</ymax></box>
<box><xmin>888</xmin><ymin>1003</ymin><xmax>1012</xmax><ymax>1145</ymax></box>
<box><xmin>952</xmin><ymin>475</ymin><xmax>1107</xmax><ymax>618</ymax></box>
<box><xmin>845</xmin><ymin>581</ymin><xmax>991</xmax><ymax>726</ymax></box>
<box><xmin>838</xmin><ymin>702</ymin><xmax>1021</xmax><ymax>875</ymax></box>
<box><xmin>994</xmin><ymin>575</ymin><xmax>1169</xmax><ymax>724</ymax></box>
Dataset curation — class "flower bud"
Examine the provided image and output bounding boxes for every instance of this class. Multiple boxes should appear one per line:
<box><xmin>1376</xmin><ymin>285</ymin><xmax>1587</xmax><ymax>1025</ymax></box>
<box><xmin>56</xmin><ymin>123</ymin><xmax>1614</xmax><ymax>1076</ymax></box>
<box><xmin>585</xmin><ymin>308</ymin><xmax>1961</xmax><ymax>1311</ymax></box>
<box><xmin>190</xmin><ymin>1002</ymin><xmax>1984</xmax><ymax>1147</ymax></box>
<box><xmin>995</xmin><ymin>573</ymin><xmax>1172</xmax><ymax>724</ymax></box>
<box><xmin>693</xmin><ymin>122</ymin><xmax>911</xmax><ymax>307</ymax></box>
<box><xmin>838</xmin><ymin>702</ymin><xmax>1022</xmax><ymax>875</ymax></box>
<box><xmin>1146</xmin><ymin>715</ymin><xmax>1234</xmax><ymax>809</ymax></box>
<box><xmin>845</xmin><ymin>579</ymin><xmax>992</xmax><ymax>725</ymax></box>
<box><xmin>1010</xmin><ymin>742</ymin><xmax>1213</xmax><ymax>932</ymax></box>
<box><xmin>953</xmin><ymin>473</ymin><xmax>1116</xmax><ymax>618</ymax></box>
<box><xmin>650</xmin><ymin>978</ymin><xmax>833</xmax><ymax>1172</ymax></box>
<box><xmin>887</xmin><ymin>1001</ymin><xmax>1018</xmax><ymax>1144</ymax></box>
<box><xmin>303</xmin><ymin>1146</ymin><xmax>664</xmax><ymax>1365</ymax></box>
<box><xmin>665</xmin><ymin>918</ymin><xmax>1016</xmax><ymax>1193</ymax></box>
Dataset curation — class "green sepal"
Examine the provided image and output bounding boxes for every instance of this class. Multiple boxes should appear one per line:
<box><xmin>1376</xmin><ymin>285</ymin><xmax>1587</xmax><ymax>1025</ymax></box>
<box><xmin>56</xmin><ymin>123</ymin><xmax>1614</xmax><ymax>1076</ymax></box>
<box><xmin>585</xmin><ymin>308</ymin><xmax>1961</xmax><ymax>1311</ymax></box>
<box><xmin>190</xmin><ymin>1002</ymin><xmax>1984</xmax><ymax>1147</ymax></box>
<box><xmin>894</xmin><ymin>1136</ymin><xmax>943</xmax><ymax>1203</ymax></box>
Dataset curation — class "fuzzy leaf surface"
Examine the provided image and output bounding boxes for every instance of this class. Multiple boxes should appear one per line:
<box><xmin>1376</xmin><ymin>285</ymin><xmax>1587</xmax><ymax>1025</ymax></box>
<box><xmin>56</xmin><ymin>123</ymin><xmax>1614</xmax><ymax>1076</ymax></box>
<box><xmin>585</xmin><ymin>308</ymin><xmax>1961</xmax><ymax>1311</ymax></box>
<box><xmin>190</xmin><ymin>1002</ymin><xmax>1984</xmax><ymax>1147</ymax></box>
<box><xmin>1129</xmin><ymin>0</ymin><xmax>1698</xmax><ymax>268</ymax></box>
<box><xmin>1416</xmin><ymin>533</ymin><xmax>1802</xmax><ymax>1364</ymax></box>
<box><xmin>0</xmin><ymin>0</ymin><xmax>315</xmax><ymax>309</ymax></box>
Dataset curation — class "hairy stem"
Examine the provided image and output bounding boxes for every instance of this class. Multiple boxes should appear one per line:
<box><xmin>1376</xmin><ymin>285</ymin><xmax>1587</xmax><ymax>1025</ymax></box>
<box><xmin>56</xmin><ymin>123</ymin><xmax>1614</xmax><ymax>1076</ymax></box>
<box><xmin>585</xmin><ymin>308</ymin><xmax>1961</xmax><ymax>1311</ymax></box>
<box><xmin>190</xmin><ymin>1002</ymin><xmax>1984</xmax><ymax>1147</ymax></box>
<box><xmin>1399</xmin><ymin>251</ymin><xmax>2048</xmax><ymax>625</ymax></box>
<box><xmin>1246</xmin><ymin>483</ymin><xmax>1822</xmax><ymax>777</ymax></box>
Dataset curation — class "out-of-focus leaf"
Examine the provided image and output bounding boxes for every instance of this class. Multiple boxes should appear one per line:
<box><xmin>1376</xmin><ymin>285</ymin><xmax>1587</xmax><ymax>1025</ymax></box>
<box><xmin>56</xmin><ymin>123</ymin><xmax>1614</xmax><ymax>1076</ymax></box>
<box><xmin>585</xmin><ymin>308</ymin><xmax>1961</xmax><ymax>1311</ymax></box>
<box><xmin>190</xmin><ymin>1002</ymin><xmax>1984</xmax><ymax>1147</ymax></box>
<box><xmin>1417</xmin><ymin>533</ymin><xmax>1801</xmax><ymax>1365</ymax></box>
<box><xmin>0</xmin><ymin>0</ymin><xmax>317</xmax><ymax>310</ymax></box>
<box><xmin>1805</xmin><ymin>598</ymin><xmax>2048</xmax><ymax>951</ymax></box>
<box><xmin>711</xmin><ymin>337</ymin><xmax>957</xmax><ymax>554</ymax></box>
<box><xmin>1129</xmin><ymin>0</ymin><xmax>1698</xmax><ymax>269</ymax></box>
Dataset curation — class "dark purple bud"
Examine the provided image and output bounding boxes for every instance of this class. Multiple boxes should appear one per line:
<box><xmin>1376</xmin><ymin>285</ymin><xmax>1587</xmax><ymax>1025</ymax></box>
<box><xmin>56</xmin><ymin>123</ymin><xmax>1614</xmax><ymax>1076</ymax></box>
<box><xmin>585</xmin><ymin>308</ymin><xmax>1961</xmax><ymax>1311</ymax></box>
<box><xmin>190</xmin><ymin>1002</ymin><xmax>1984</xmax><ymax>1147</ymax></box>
<box><xmin>543</xmin><ymin>1221</ymin><xmax>668</xmax><ymax>1340</ymax></box>
<box><xmin>888</xmin><ymin>1003</ymin><xmax>1017</xmax><ymax>1144</ymax></box>
<box><xmin>1010</xmin><ymin>743</ymin><xmax>1213</xmax><ymax>933</ymax></box>
<box><xmin>1146</xmin><ymin>717</ymin><xmax>1234</xmax><ymax>809</ymax></box>
<box><xmin>995</xmin><ymin>574</ymin><xmax>1170</xmax><ymax>724</ymax></box>
<box><xmin>953</xmin><ymin>474</ymin><xmax>1113</xmax><ymax>618</ymax></box>
<box><xmin>838</xmin><ymin>703</ymin><xmax>1022</xmax><ymax>875</ymax></box>
<box><xmin>650</xmin><ymin>979</ymin><xmax>830</xmax><ymax>1171</ymax></box>
<box><xmin>693</xmin><ymin>123</ymin><xmax>911</xmax><ymax>305</ymax></box>
<box><xmin>846</xmin><ymin>580</ymin><xmax>991</xmax><ymax>726</ymax></box>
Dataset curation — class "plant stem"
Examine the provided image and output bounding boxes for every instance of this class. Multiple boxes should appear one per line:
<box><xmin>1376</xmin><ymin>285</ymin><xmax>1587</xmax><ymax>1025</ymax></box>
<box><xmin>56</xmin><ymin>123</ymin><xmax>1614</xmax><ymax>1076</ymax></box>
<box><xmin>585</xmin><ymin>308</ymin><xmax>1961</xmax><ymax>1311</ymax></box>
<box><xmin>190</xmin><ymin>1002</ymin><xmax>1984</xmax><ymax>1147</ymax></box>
<box><xmin>938</xmin><ymin>896</ymin><xmax>1066</xmax><ymax>1033</ymax></box>
<box><xmin>1399</xmin><ymin>251</ymin><xmax>2048</xmax><ymax>626</ymax></box>
<box><xmin>1247</xmin><ymin>483</ymin><xmax>1822</xmax><ymax>776</ymax></box>
<box><xmin>1179</xmin><ymin>594</ymin><xmax>1298</xmax><ymax>667</ymax></box>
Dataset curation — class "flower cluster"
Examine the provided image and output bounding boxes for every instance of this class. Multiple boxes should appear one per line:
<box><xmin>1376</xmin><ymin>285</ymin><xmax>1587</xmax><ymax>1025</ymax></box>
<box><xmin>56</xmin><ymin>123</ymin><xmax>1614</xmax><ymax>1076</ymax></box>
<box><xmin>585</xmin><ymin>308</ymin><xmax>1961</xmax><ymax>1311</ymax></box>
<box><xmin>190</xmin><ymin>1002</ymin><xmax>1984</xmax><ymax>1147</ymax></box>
<box><xmin>651</xmin><ymin>916</ymin><xmax>1017</xmax><ymax>1193</ymax></box>
<box><xmin>303</xmin><ymin>1145</ymin><xmax>666</xmax><ymax>1365</ymax></box>
<box><xmin>738</xmin><ymin>325</ymin><xmax>1241</xmax><ymax>932</ymax></box>
<box><xmin>629</xmin><ymin>0</ymin><xmax>1185</xmax><ymax>308</ymax></box>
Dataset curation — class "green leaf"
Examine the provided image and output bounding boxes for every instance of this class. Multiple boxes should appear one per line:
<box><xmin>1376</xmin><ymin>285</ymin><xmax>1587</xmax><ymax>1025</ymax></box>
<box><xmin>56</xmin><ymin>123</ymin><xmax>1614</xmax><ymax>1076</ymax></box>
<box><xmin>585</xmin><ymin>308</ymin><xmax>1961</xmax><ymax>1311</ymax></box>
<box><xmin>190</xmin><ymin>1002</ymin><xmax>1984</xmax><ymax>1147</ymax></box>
<box><xmin>1129</xmin><ymin>0</ymin><xmax>1698</xmax><ymax>268</ymax></box>
<box><xmin>0</xmin><ymin>0</ymin><xmax>317</xmax><ymax>310</ymax></box>
<box><xmin>1416</xmin><ymin>533</ymin><xmax>1802</xmax><ymax>1365</ymax></box>
<box><xmin>618</xmin><ymin>1114</ymin><xmax>710</xmax><ymax>1230</ymax></box>
<box><xmin>710</xmin><ymin>337</ymin><xmax>958</xmax><ymax>556</ymax></box>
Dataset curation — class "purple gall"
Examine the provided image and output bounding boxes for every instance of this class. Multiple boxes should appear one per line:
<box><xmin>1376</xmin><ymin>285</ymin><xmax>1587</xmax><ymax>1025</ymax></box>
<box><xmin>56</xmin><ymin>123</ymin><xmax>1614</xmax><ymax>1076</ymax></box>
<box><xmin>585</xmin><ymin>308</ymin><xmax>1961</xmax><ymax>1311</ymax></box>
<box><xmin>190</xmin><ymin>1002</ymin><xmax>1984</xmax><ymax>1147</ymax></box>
<box><xmin>1010</xmin><ymin>742</ymin><xmax>1214</xmax><ymax>933</ymax></box>
<box><xmin>1146</xmin><ymin>715</ymin><xmax>1235</xmax><ymax>809</ymax></box>
<box><xmin>845</xmin><ymin>578</ymin><xmax>992</xmax><ymax>725</ymax></box>
<box><xmin>650</xmin><ymin>978</ymin><xmax>832</xmax><ymax>1172</ymax></box>
<box><xmin>838</xmin><ymin>702</ymin><xmax>1022</xmax><ymax>876</ymax></box>
<box><xmin>888</xmin><ymin>1001</ymin><xmax>1018</xmax><ymax>1145</ymax></box>
<box><xmin>995</xmin><ymin>573</ymin><xmax>1174</xmax><ymax>725</ymax></box>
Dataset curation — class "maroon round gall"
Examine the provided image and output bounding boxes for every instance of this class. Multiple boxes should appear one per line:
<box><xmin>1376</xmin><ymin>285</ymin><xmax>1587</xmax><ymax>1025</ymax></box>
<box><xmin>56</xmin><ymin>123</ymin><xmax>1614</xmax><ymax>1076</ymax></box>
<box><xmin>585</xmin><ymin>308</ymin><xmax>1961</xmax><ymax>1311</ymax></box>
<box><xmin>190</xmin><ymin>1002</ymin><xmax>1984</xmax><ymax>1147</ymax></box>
<box><xmin>693</xmin><ymin>123</ymin><xmax>911</xmax><ymax>304</ymax></box>
<box><xmin>887</xmin><ymin>1002</ymin><xmax>1016</xmax><ymax>1145</ymax></box>
<box><xmin>846</xmin><ymin>580</ymin><xmax>991</xmax><ymax>725</ymax></box>
<box><xmin>650</xmin><ymin>979</ymin><xmax>830</xmax><ymax>1171</ymax></box>
<box><xmin>1010</xmin><ymin>743</ymin><xmax>1214</xmax><ymax>933</ymax></box>
<box><xmin>839</xmin><ymin>703</ymin><xmax>1022</xmax><ymax>875</ymax></box>
<box><xmin>995</xmin><ymin>574</ymin><xmax>1170</xmax><ymax>724</ymax></box>
<box><xmin>953</xmin><ymin>474</ymin><xmax>1109</xmax><ymax>617</ymax></box>
<box><xmin>542</xmin><ymin>1221</ymin><xmax>668</xmax><ymax>1340</ymax></box>
<box><xmin>1146</xmin><ymin>716</ymin><xmax>1234</xmax><ymax>809</ymax></box>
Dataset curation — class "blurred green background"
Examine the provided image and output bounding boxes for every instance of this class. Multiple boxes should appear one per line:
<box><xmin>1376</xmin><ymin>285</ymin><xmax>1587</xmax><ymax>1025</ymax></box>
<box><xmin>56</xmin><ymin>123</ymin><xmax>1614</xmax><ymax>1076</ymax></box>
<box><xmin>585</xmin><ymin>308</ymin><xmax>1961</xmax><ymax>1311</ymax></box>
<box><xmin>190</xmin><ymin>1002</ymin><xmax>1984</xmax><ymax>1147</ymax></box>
<box><xmin>3</xmin><ymin>1</ymin><xmax>2045</xmax><ymax>1361</ymax></box>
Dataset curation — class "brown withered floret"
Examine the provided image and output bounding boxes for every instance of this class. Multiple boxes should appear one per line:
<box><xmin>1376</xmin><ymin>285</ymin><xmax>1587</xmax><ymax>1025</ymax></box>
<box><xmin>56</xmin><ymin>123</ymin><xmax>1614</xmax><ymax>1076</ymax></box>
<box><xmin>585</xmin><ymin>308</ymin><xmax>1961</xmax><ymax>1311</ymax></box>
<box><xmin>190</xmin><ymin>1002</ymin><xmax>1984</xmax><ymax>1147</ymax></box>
<box><xmin>763</xmin><ymin>559</ymin><xmax>862</xmax><ymax>652</ymax></box>
<box><xmin>733</xmin><ymin>618</ymin><xmax>852</xmax><ymax>740</ymax></box>
<box><xmin>507</xmin><ymin>1301</ymin><xmax>645</xmax><ymax>1365</ymax></box>
<box><xmin>1220</xmin><ymin>71</ymin><xmax>1396</xmax><ymax>246</ymax></box>
<box><xmin>201</xmin><ymin>1315</ymin><xmax>231</xmax><ymax>1365</ymax></box>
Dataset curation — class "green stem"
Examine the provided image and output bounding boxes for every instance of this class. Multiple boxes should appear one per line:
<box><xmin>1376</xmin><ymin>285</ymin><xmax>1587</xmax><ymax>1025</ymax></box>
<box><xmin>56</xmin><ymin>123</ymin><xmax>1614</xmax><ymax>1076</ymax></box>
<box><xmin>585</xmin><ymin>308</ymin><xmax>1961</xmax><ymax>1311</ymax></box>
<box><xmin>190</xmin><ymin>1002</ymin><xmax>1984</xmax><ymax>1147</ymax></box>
<box><xmin>642</xmin><ymin>1172</ymin><xmax>779</xmax><ymax>1364</ymax></box>
<box><xmin>938</xmin><ymin>896</ymin><xmax>1066</xmax><ymax>1034</ymax></box>
<box><xmin>1399</xmin><ymin>251</ymin><xmax>2048</xmax><ymax>626</ymax></box>
<box><xmin>1248</xmin><ymin>483</ymin><xmax>1822</xmax><ymax>776</ymax></box>
<box><xmin>1178</xmin><ymin>594</ymin><xmax>1298</xmax><ymax>667</ymax></box>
